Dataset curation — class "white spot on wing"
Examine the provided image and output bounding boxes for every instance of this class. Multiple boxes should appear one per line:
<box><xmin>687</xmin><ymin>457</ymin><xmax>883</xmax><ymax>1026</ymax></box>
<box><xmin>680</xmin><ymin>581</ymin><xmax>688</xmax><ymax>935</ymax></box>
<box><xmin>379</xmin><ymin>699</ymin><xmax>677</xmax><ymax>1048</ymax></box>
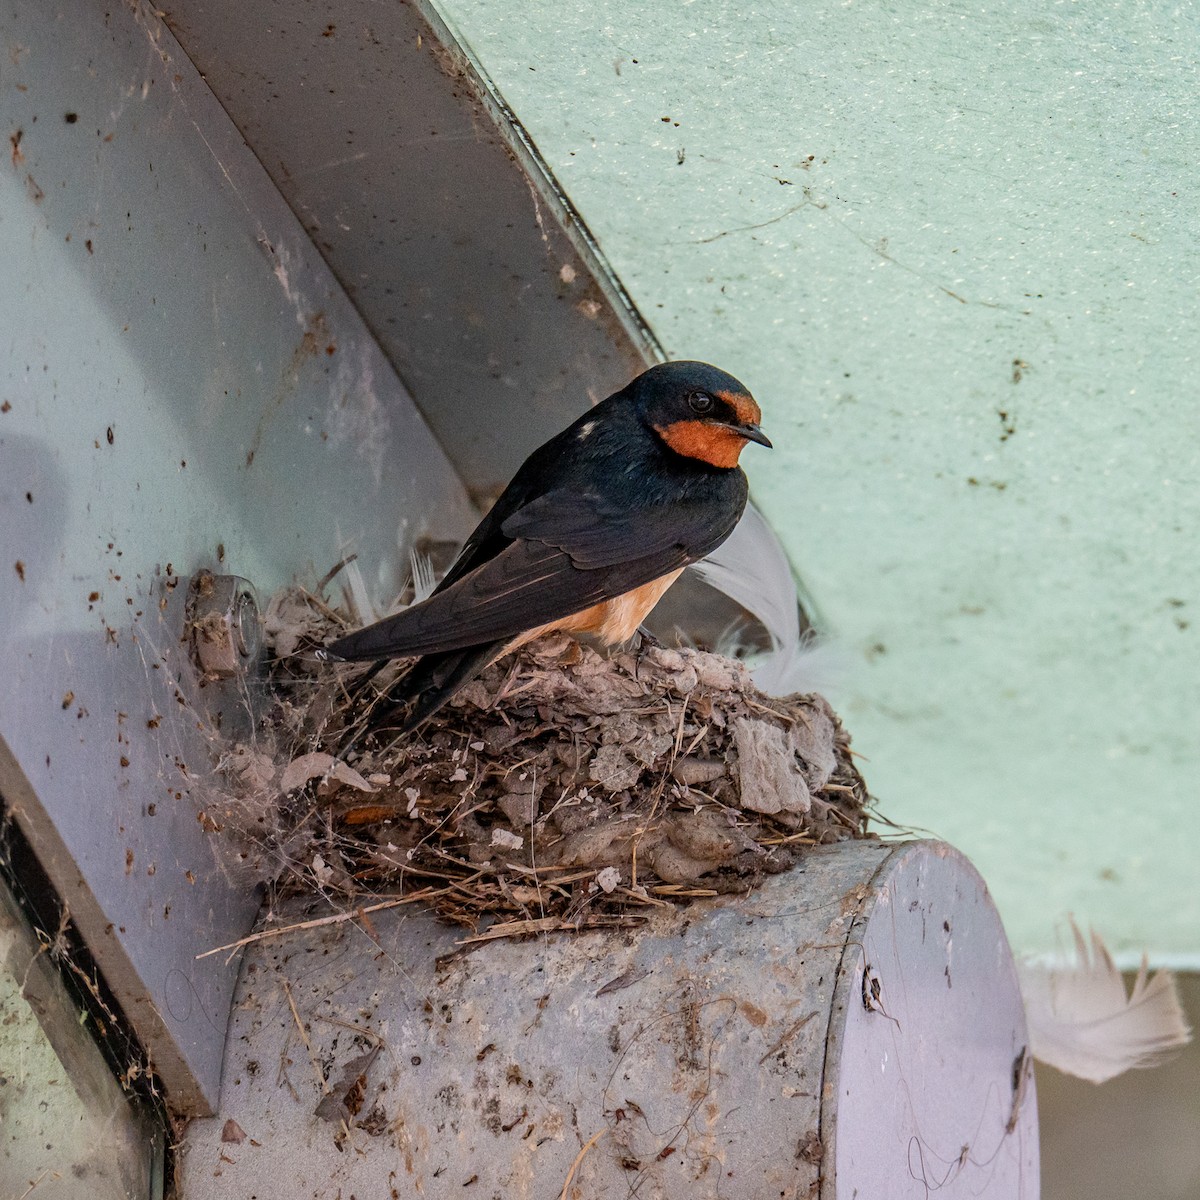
<box><xmin>577</xmin><ymin>421</ymin><xmax>597</xmax><ymax>441</ymax></box>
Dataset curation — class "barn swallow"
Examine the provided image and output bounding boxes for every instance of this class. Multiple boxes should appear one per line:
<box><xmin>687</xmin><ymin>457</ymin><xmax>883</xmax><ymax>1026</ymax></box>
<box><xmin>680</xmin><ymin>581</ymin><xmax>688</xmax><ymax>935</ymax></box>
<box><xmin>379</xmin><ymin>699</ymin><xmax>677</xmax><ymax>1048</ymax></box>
<box><xmin>321</xmin><ymin>361</ymin><xmax>771</xmax><ymax>734</ymax></box>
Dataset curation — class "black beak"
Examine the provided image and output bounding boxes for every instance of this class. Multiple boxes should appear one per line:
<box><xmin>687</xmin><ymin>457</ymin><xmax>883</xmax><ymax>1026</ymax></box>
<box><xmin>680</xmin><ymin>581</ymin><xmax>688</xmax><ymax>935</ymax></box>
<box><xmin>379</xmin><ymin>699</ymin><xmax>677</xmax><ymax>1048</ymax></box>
<box><xmin>734</xmin><ymin>422</ymin><xmax>773</xmax><ymax>449</ymax></box>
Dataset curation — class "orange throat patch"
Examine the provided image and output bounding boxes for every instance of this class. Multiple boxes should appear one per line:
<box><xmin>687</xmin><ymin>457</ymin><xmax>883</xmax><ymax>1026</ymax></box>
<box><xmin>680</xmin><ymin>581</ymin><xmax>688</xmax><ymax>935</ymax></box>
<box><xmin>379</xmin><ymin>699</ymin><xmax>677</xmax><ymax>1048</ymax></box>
<box><xmin>655</xmin><ymin>419</ymin><xmax>749</xmax><ymax>468</ymax></box>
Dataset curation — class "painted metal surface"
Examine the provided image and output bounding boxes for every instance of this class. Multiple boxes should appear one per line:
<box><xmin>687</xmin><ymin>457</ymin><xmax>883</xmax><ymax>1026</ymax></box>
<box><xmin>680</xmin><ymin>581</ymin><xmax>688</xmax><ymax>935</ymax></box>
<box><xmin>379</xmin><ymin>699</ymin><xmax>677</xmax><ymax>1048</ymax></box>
<box><xmin>825</xmin><ymin>842</ymin><xmax>1039</xmax><ymax>1196</ymax></box>
<box><xmin>0</xmin><ymin>0</ymin><xmax>473</xmax><ymax>1112</ymax></box>
<box><xmin>160</xmin><ymin>0</ymin><xmax>659</xmax><ymax>495</ymax></box>
<box><xmin>430</xmin><ymin>0</ymin><xmax>1200</xmax><ymax>963</ymax></box>
<box><xmin>179</xmin><ymin>840</ymin><xmax>1037</xmax><ymax>1198</ymax></box>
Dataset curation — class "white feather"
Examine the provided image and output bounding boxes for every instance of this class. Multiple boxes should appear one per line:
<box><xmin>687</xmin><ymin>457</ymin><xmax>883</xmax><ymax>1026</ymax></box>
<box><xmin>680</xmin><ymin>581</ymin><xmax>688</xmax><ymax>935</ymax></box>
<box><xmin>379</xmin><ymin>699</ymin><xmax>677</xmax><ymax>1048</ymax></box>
<box><xmin>341</xmin><ymin>555</ymin><xmax>377</xmax><ymax>626</ymax></box>
<box><xmin>409</xmin><ymin>547</ymin><xmax>437</xmax><ymax>603</ymax></box>
<box><xmin>332</xmin><ymin>543</ymin><xmax>434</xmax><ymax>624</ymax></box>
<box><xmin>693</xmin><ymin>504</ymin><xmax>845</xmax><ymax>696</ymax></box>
<box><xmin>1017</xmin><ymin>918</ymin><xmax>1192</xmax><ymax>1084</ymax></box>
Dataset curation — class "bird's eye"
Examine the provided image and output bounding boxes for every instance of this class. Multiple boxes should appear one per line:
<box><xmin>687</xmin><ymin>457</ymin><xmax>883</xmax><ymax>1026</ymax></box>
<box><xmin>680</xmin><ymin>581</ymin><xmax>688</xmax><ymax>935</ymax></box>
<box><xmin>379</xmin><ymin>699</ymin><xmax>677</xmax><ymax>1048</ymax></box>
<box><xmin>688</xmin><ymin>391</ymin><xmax>714</xmax><ymax>415</ymax></box>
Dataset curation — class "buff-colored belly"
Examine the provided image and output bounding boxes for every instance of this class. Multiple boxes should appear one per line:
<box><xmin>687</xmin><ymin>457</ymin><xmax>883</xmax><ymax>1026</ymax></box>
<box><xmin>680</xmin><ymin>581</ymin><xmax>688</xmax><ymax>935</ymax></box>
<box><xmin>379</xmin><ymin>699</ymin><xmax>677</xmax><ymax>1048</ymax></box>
<box><xmin>512</xmin><ymin>568</ymin><xmax>685</xmax><ymax>650</ymax></box>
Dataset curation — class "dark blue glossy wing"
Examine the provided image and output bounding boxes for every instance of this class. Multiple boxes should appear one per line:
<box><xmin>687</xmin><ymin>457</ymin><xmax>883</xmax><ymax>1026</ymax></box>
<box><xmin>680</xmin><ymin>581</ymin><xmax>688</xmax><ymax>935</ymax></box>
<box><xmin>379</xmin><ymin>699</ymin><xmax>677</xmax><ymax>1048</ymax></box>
<box><xmin>325</xmin><ymin>479</ymin><xmax>746</xmax><ymax>661</ymax></box>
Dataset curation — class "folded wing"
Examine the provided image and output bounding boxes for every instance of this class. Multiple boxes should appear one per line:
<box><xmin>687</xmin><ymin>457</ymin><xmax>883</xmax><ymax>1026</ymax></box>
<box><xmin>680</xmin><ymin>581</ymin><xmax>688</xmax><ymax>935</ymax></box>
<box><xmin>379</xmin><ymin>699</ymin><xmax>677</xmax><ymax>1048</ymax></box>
<box><xmin>325</xmin><ymin>484</ymin><xmax>745</xmax><ymax>662</ymax></box>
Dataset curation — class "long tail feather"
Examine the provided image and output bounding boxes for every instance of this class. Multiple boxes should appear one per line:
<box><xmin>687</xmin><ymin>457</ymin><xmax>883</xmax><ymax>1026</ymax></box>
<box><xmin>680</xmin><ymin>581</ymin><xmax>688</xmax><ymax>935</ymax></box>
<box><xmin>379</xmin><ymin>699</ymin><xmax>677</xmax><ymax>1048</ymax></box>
<box><xmin>359</xmin><ymin>643</ymin><xmax>503</xmax><ymax>738</ymax></box>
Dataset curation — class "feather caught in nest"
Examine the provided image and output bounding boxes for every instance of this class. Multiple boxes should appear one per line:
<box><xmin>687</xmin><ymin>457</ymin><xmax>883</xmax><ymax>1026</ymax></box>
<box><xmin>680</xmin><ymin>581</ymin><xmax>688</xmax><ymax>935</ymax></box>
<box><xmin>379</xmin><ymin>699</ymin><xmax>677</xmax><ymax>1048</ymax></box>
<box><xmin>694</xmin><ymin>503</ymin><xmax>846</xmax><ymax>697</ymax></box>
<box><xmin>1017</xmin><ymin>917</ymin><xmax>1192</xmax><ymax>1083</ymax></box>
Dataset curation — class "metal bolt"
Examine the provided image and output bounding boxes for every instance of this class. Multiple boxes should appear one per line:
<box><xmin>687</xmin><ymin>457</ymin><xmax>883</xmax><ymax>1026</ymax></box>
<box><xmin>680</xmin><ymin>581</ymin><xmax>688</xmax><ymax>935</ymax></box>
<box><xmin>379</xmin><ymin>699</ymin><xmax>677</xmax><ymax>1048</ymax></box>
<box><xmin>185</xmin><ymin>570</ymin><xmax>262</xmax><ymax>680</ymax></box>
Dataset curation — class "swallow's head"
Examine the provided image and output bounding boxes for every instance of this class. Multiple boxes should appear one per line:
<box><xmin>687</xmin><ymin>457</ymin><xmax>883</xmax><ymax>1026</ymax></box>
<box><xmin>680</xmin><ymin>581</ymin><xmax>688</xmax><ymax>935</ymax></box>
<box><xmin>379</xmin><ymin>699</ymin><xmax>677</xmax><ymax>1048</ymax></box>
<box><xmin>633</xmin><ymin>360</ymin><xmax>771</xmax><ymax>469</ymax></box>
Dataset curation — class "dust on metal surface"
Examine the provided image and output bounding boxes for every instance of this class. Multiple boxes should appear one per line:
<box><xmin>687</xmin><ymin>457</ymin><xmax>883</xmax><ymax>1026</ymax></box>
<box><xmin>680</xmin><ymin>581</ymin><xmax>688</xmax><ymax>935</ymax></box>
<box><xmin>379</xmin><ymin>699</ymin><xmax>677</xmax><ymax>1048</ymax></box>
<box><xmin>181</xmin><ymin>845</ymin><xmax>890</xmax><ymax>1198</ymax></box>
<box><xmin>181</xmin><ymin>840</ymin><xmax>1036</xmax><ymax>1197</ymax></box>
<box><xmin>0</xmin><ymin>0</ymin><xmax>472</xmax><ymax>1112</ymax></box>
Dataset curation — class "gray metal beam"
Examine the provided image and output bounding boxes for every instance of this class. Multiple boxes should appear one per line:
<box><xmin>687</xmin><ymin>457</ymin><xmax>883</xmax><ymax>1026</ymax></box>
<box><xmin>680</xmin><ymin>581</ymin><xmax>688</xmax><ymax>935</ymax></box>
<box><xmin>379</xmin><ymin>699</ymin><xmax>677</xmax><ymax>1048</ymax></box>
<box><xmin>1</xmin><ymin>0</ymin><xmax>473</xmax><ymax>1112</ymax></box>
<box><xmin>160</xmin><ymin>0</ymin><xmax>661</xmax><ymax>497</ymax></box>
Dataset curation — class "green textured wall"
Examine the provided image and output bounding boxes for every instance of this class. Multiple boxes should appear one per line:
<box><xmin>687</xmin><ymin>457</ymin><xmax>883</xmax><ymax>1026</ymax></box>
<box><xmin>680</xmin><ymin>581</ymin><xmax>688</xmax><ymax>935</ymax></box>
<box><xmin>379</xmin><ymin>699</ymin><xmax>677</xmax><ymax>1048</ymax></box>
<box><xmin>434</xmin><ymin>0</ymin><xmax>1200</xmax><ymax>961</ymax></box>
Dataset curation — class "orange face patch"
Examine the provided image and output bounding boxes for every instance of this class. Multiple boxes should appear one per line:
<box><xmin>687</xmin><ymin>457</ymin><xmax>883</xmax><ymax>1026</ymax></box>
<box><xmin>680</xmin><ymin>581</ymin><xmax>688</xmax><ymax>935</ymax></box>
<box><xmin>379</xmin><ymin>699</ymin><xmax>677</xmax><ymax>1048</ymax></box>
<box><xmin>655</xmin><ymin>419</ymin><xmax>750</xmax><ymax>468</ymax></box>
<box><xmin>716</xmin><ymin>389</ymin><xmax>762</xmax><ymax>429</ymax></box>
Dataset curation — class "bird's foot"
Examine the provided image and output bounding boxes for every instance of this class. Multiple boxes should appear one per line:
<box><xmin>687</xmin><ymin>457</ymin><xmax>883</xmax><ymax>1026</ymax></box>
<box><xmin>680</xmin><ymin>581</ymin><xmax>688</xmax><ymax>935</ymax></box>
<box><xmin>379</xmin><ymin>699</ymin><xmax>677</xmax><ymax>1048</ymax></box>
<box><xmin>632</xmin><ymin>625</ymin><xmax>664</xmax><ymax>683</ymax></box>
<box><xmin>635</xmin><ymin>624</ymin><xmax>662</xmax><ymax>649</ymax></box>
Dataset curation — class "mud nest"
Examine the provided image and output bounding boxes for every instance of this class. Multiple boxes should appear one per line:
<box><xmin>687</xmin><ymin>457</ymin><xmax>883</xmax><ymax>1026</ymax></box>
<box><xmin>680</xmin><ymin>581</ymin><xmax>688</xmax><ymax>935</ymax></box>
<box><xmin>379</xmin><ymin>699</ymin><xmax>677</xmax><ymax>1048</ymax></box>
<box><xmin>211</xmin><ymin>586</ymin><xmax>873</xmax><ymax>937</ymax></box>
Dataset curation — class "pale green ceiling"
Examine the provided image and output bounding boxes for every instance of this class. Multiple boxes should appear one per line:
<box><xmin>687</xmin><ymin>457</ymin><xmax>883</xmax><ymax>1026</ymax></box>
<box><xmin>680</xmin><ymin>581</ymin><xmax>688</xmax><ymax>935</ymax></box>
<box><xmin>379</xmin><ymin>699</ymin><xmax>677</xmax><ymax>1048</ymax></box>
<box><xmin>433</xmin><ymin>0</ymin><xmax>1200</xmax><ymax>961</ymax></box>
